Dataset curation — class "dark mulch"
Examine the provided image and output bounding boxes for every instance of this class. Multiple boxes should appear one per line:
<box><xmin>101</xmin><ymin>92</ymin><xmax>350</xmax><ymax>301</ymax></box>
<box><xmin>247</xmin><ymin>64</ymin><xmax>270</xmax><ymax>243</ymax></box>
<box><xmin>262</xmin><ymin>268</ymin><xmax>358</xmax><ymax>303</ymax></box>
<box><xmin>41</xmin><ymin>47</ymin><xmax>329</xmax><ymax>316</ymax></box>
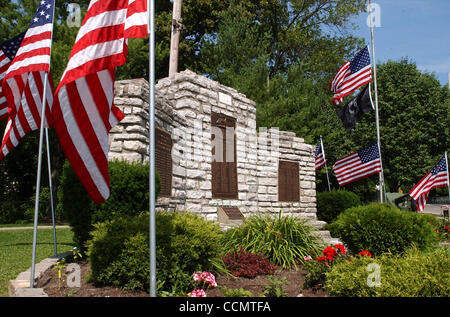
<box><xmin>36</xmin><ymin>260</ymin><xmax>148</xmax><ymax>297</ymax></box>
<box><xmin>36</xmin><ymin>260</ymin><xmax>327</xmax><ymax>297</ymax></box>
<box><xmin>207</xmin><ymin>267</ymin><xmax>326</xmax><ymax>297</ymax></box>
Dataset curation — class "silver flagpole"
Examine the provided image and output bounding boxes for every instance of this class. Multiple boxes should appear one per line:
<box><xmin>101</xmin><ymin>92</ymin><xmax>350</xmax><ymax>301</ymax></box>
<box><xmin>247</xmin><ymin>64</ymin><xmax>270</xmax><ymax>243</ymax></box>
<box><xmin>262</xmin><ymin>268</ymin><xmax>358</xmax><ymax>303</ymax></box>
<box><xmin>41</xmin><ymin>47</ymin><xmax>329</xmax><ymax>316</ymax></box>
<box><xmin>30</xmin><ymin>1</ymin><xmax>56</xmax><ymax>289</ymax></box>
<box><xmin>320</xmin><ymin>136</ymin><xmax>331</xmax><ymax>192</ymax></box>
<box><xmin>45</xmin><ymin>128</ymin><xmax>57</xmax><ymax>256</ymax></box>
<box><xmin>368</xmin><ymin>0</ymin><xmax>385</xmax><ymax>203</ymax></box>
<box><xmin>445</xmin><ymin>151</ymin><xmax>450</xmax><ymax>203</ymax></box>
<box><xmin>148</xmin><ymin>0</ymin><xmax>157</xmax><ymax>297</ymax></box>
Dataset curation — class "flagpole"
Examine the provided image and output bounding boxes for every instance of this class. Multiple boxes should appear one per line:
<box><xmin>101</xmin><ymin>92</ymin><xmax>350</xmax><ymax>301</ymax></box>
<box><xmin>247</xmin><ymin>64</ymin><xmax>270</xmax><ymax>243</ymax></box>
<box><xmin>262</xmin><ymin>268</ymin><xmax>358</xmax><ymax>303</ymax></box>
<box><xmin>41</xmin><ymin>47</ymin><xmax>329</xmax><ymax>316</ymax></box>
<box><xmin>368</xmin><ymin>0</ymin><xmax>385</xmax><ymax>203</ymax></box>
<box><xmin>148</xmin><ymin>0</ymin><xmax>157</xmax><ymax>297</ymax></box>
<box><xmin>45</xmin><ymin>128</ymin><xmax>57</xmax><ymax>256</ymax></box>
<box><xmin>445</xmin><ymin>151</ymin><xmax>450</xmax><ymax>203</ymax></box>
<box><xmin>320</xmin><ymin>135</ymin><xmax>331</xmax><ymax>192</ymax></box>
<box><xmin>30</xmin><ymin>1</ymin><xmax>56</xmax><ymax>289</ymax></box>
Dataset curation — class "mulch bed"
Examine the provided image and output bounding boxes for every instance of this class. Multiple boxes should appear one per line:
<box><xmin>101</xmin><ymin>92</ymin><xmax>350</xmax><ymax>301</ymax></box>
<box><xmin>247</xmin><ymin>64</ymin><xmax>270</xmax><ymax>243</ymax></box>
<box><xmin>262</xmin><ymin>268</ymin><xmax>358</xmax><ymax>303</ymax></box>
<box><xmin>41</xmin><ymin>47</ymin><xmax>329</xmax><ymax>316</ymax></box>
<box><xmin>36</xmin><ymin>260</ymin><xmax>327</xmax><ymax>297</ymax></box>
<box><xmin>36</xmin><ymin>260</ymin><xmax>148</xmax><ymax>297</ymax></box>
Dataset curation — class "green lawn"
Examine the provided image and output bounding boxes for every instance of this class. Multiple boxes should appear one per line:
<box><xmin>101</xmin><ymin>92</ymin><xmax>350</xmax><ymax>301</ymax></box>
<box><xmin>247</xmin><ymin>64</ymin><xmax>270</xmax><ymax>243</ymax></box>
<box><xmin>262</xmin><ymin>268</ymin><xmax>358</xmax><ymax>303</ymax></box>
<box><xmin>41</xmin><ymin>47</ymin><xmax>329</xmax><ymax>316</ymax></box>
<box><xmin>0</xmin><ymin>228</ymin><xmax>75</xmax><ymax>297</ymax></box>
<box><xmin>0</xmin><ymin>223</ymin><xmax>69</xmax><ymax>228</ymax></box>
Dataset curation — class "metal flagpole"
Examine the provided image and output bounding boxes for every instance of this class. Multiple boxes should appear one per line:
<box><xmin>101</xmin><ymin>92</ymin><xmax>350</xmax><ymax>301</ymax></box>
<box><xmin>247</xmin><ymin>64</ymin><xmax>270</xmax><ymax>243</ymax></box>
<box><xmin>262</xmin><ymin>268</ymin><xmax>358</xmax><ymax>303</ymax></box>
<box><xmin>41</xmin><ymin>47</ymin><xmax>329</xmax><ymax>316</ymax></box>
<box><xmin>445</xmin><ymin>151</ymin><xmax>450</xmax><ymax>203</ymax></box>
<box><xmin>368</xmin><ymin>0</ymin><xmax>385</xmax><ymax>203</ymax></box>
<box><xmin>45</xmin><ymin>128</ymin><xmax>57</xmax><ymax>256</ymax></box>
<box><xmin>320</xmin><ymin>136</ymin><xmax>331</xmax><ymax>192</ymax></box>
<box><xmin>30</xmin><ymin>1</ymin><xmax>56</xmax><ymax>289</ymax></box>
<box><xmin>148</xmin><ymin>0</ymin><xmax>157</xmax><ymax>297</ymax></box>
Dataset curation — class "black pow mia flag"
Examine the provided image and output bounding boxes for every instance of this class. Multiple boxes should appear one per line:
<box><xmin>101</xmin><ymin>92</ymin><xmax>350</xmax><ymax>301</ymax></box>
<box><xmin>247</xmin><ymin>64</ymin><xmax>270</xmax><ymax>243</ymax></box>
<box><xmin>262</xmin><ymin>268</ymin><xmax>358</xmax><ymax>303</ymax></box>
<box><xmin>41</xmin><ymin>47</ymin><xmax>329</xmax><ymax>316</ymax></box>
<box><xmin>336</xmin><ymin>84</ymin><xmax>374</xmax><ymax>131</ymax></box>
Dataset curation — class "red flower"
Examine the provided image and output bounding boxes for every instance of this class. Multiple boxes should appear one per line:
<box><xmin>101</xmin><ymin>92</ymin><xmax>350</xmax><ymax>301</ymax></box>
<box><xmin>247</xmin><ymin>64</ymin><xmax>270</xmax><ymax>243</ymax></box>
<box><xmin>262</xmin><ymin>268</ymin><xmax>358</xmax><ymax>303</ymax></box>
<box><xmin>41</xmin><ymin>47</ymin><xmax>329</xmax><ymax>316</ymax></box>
<box><xmin>358</xmin><ymin>250</ymin><xmax>372</xmax><ymax>257</ymax></box>
<box><xmin>334</xmin><ymin>244</ymin><xmax>346</xmax><ymax>254</ymax></box>
<box><xmin>444</xmin><ymin>226</ymin><xmax>450</xmax><ymax>231</ymax></box>
<box><xmin>322</xmin><ymin>246</ymin><xmax>337</xmax><ymax>258</ymax></box>
<box><xmin>317</xmin><ymin>256</ymin><xmax>327</xmax><ymax>262</ymax></box>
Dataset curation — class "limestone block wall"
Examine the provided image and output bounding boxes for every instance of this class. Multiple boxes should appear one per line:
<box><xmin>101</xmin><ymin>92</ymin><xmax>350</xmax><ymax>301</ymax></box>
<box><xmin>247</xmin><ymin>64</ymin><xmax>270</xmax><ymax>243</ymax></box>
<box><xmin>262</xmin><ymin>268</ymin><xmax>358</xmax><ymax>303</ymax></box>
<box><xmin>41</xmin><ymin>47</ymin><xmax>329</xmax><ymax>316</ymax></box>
<box><xmin>110</xmin><ymin>78</ymin><xmax>189</xmax><ymax>211</ymax></box>
<box><xmin>108</xmin><ymin>70</ymin><xmax>317</xmax><ymax>221</ymax></box>
<box><xmin>155</xmin><ymin>70</ymin><xmax>259</xmax><ymax>221</ymax></box>
<box><xmin>256</xmin><ymin>128</ymin><xmax>317</xmax><ymax>219</ymax></box>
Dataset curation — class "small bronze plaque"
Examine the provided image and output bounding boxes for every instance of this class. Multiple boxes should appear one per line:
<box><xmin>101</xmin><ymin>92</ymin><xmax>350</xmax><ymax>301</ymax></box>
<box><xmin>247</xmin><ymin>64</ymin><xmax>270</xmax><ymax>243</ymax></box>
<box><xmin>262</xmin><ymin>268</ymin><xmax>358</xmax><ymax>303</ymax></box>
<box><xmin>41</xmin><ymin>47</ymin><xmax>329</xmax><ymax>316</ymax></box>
<box><xmin>221</xmin><ymin>207</ymin><xmax>244</xmax><ymax>220</ymax></box>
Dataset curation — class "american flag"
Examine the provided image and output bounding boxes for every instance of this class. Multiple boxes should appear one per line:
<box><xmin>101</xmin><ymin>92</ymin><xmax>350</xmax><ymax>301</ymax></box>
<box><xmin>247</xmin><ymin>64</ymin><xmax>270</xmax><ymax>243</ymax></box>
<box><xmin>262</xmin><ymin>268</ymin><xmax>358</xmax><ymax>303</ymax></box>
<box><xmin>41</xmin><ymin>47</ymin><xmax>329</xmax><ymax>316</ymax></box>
<box><xmin>330</xmin><ymin>46</ymin><xmax>372</xmax><ymax>106</ymax></box>
<box><xmin>0</xmin><ymin>33</ymin><xmax>25</xmax><ymax>120</ymax></box>
<box><xmin>333</xmin><ymin>143</ymin><xmax>382</xmax><ymax>186</ymax></box>
<box><xmin>0</xmin><ymin>0</ymin><xmax>54</xmax><ymax>161</ymax></box>
<box><xmin>51</xmin><ymin>0</ymin><xmax>148</xmax><ymax>204</ymax></box>
<box><xmin>409</xmin><ymin>155</ymin><xmax>449</xmax><ymax>212</ymax></box>
<box><xmin>314</xmin><ymin>139</ymin><xmax>326</xmax><ymax>170</ymax></box>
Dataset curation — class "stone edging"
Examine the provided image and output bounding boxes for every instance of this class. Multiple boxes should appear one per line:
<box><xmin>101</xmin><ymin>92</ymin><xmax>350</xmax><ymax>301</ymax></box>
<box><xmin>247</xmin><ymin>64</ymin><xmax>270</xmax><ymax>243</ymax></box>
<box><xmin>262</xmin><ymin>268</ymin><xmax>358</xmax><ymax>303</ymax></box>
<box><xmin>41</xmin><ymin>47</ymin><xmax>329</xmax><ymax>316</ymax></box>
<box><xmin>8</xmin><ymin>251</ymin><xmax>72</xmax><ymax>297</ymax></box>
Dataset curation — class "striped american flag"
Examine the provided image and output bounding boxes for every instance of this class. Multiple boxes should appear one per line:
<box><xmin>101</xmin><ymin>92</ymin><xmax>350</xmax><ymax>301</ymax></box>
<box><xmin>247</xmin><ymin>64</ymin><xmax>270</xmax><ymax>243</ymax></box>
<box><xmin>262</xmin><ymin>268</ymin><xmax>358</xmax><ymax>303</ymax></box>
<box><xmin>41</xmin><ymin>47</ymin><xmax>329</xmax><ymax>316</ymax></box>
<box><xmin>314</xmin><ymin>139</ymin><xmax>326</xmax><ymax>170</ymax></box>
<box><xmin>330</xmin><ymin>46</ymin><xmax>372</xmax><ymax>106</ymax></box>
<box><xmin>51</xmin><ymin>0</ymin><xmax>148</xmax><ymax>204</ymax></box>
<box><xmin>0</xmin><ymin>33</ymin><xmax>26</xmax><ymax>120</ymax></box>
<box><xmin>333</xmin><ymin>143</ymin><xmax>382</xmax><ymax>186</ymax></box>
<box><xmin>0</xmin><ymin>0</ymin><xmax>55</xmax><ymax>161</ymax></box>
<box><xmin>409</xmin><ymin>155</ymin><xmax>449</xmax><ymax>212</ymax></box>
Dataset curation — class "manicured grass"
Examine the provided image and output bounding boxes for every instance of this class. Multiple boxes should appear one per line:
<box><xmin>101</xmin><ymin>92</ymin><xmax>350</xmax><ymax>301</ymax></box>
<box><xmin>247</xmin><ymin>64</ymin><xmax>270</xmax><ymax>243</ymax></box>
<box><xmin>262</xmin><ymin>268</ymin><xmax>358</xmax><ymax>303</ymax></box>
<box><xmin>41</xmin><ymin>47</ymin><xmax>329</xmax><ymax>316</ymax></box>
<box><xmin>0</xmin><ymin>223</ymin><xmax>69</xmax><ymax>228</ymax></box>
<box><xmin>0</xmin><ymin>228</ymin><xmax>75</xmax><ymax>297</ymax></box>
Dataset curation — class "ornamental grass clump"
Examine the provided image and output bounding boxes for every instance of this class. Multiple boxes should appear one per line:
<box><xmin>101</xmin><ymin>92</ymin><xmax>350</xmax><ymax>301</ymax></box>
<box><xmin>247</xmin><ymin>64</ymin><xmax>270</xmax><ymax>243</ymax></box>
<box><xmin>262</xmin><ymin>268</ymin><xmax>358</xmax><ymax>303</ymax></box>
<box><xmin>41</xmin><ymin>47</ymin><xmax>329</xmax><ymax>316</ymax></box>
<box><xmin>221</xmin><ymin>212</ymin><xmax>321</xmax><ymax>268</ymax></box>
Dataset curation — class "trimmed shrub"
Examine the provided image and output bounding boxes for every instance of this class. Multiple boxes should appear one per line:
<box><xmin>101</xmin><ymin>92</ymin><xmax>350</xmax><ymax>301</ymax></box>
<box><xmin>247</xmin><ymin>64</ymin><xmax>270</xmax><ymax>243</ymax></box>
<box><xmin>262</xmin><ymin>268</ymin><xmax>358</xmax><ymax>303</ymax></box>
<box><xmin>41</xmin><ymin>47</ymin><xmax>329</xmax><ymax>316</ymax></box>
<box><xmin>221</xmin><ymin>212</ymin><xmax>321</xmax><ymax>268</ymax></box>
<box><xmin>327</xmin><ymin>203</ymin><xmax>438</xmax><ymax>256</ymax></box>
<box><xmin>57</xmin><ymin>160</ymin><xmax>160</xmax><ymax>252</ymax></box>
<box><xmin>325</xmin><ymin>247</ymin><xmax>450</xmax><ymax>297</ymax></box>
<box><xmin>87</xmin><ymin>211</ymin><xmax>223</xmax><ymax>294</ymax></box>
<box><xmin>316</xmin><ymin>190</ymin><xmax>360</xmax><ymax>223</ymax></box>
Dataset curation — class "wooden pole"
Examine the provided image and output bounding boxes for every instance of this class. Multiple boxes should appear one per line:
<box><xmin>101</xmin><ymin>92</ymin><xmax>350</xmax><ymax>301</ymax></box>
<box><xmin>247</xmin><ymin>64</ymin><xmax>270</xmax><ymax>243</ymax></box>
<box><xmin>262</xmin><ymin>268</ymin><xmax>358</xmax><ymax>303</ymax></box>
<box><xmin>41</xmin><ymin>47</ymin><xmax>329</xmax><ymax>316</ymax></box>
<box><xmin>169</xmin><ymin>0</ymin><xmax>182</xmax><ymax>77</ymax></box>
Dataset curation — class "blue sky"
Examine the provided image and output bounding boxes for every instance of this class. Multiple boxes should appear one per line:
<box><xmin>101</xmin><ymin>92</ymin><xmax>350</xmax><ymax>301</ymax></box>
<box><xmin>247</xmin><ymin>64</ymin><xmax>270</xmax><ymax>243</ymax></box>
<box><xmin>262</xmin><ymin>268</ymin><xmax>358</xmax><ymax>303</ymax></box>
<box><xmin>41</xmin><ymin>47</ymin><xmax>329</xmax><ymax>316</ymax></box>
<box><xmin>349</xmin><ymin>0</ymin><xmax>450</xmax><ymax>86</ymax></box>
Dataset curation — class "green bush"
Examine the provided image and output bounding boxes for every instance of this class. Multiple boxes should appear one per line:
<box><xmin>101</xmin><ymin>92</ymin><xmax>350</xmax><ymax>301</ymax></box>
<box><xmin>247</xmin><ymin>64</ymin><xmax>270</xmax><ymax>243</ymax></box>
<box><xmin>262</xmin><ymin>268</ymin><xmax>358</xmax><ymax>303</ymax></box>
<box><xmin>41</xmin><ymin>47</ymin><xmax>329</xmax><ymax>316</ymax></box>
<box><xmin>221</xmin><ymin>212</ymin><xmax>321</xmax><ymax>268</ymax></box>
<box><xmin>57</xmin><ymin>160</ymin><xmax>160</xmax><ymax>252</ymax></box>
<box><xmin>316</xmin><ymin>190</ymin><xmax>360</xmax><ymax>223</ymax></box>
<box><xmin>325</xmin><ymin>247</ymin><xmax>450</xmax><ymax>297</ymax></box>
<box><xmin>87</xmin><ymin>211</ymin><xmax>223</xmax><ymax>294</ymax></box>
<box><xmin>327</xmin><ymin>203</ymin><xmax>439</xmax><ymax>256</ymax></box>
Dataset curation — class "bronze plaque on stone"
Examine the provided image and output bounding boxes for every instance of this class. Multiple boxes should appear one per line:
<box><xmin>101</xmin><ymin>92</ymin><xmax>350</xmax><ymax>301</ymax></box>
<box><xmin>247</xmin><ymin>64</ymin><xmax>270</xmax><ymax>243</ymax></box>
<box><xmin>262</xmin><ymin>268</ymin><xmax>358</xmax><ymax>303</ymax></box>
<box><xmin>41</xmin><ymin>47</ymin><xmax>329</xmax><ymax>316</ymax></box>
<box><xmin>221</xmin><ymin>206</ymin><xmax>244</xmax><ymax>220</ymax></box>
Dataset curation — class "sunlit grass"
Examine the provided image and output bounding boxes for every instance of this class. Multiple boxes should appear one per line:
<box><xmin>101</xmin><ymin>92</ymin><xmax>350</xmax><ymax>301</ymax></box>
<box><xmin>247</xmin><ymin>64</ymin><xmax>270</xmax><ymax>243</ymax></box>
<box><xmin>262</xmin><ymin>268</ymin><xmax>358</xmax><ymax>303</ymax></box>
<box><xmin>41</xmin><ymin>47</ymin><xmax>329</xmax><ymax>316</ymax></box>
<box><xmin>0</xmin><ymin>228</ymin><xmax>74</xmax><ymax>297</ymax></box>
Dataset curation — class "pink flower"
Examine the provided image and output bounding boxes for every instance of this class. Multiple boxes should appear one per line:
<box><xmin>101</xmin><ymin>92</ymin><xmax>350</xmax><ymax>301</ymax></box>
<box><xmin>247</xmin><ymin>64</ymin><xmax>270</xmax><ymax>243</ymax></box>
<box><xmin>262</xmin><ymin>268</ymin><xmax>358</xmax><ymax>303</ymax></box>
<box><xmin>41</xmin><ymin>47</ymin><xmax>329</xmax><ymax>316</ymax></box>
<box><xmin>205</xmin><ymin>275</ymin><xmax>217</xmax><ymax>287</ymax></box>
<box><xmin>190</xmin><ymin>289</ymin><xmax>206</xmax><ymax>297</ymax></box>
<box><xmin>303</xmin><ymin>255</ymin><xmax>312</xmax><ymax>261</ymax></box>
<box><xmin>192</xmin><ymin>271</ymin><xmax>217</xmax><ymax>287</ymax></box>
<box><xmin>192</xmin><ymin>272</ymin><xmax>202</xmax><ymax>282</ymax></box>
